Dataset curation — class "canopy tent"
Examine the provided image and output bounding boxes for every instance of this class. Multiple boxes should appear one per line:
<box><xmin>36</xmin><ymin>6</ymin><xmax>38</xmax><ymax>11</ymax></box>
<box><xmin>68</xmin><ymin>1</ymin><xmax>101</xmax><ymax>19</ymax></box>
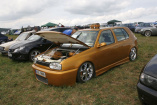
<box><xmin>41</xmin><ymin>22</ymin><xmax>57</xmax><ymax>27</ymax></box>
<box><xmin>107</xmin><ymin>20</ymin><xmax>122</xmax><ymax>25</ymax></box>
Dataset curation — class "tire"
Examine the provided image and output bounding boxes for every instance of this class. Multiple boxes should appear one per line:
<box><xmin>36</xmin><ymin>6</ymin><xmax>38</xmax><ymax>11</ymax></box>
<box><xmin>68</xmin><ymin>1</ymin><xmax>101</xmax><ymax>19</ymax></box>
<box><xmin>129</xmin><ymin>47</ymin><xmax>137</xmax><ymax>61</ymax></box>
<box><xmin>29</xmin><ymin>49</ymin><xmax>41</xmax><ymax>62</ymax></box>
<box><xmin>76</xmin><ymin>62</ymin><xmax>94</xmax><ymax>83</ymax></box>
<box><xmin>144</xmin><ymin>31</ymin><xmax>151</xmax><ymax>37</ymax></box>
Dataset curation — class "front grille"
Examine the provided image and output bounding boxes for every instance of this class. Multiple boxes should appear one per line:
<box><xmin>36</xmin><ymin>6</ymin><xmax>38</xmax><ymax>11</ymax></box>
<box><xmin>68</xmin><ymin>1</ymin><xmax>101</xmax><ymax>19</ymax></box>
<box><xmin>36</xmin><ymin>60</ymin><xmax>50</xmax><ymax>67</ymax></box>
<box><xmin>36</xmin><ymin>74</ymin><xmax>48</xmax><ymax>84</ymax></box>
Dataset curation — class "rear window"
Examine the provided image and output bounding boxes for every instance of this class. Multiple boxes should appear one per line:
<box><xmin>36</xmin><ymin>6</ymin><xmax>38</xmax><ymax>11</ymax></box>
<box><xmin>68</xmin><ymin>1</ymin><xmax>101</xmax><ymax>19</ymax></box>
<box><xmin>113</xmin><ymin>28</ymin><xmax>129</xmax><ymax>41</ymax></box>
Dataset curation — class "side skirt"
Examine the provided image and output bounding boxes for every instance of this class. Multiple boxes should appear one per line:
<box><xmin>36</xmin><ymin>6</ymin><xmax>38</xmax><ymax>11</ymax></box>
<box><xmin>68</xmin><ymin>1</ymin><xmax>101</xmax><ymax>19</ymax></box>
<box><xmin>95</xmin><ymin>57</ymin><xmax>130</xmax><ymax>76</ymax></box>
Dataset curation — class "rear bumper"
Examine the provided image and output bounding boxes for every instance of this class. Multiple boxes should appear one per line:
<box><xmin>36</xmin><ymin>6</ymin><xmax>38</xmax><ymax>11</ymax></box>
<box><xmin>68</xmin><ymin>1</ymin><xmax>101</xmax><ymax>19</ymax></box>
<box><xmin>32</xmin><ymin>64</ymin><xmax>78</xmax><ymax>86</ymax></box>
<box><xmin>137</xmin><ymin>82</ymin><xmax>157</xmax><ymax>105</ymax></box>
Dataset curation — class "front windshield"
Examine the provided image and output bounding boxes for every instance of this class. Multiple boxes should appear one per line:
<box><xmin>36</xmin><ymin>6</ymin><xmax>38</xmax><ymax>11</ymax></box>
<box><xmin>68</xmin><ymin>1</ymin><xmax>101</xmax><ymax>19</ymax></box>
<box><xmin>27</xmin><ymin>35</ymin><xmax>41</xmax><ymax>41</ymax></box>
<box><xmin>15</xmin><ymin>32</ymin><xmax>30</xmax><ymax>41</ymax></box>
<box><xmin>71</xmin><ymin>31</ymin><xmax>98</xmax><ymax>47</ymax></box>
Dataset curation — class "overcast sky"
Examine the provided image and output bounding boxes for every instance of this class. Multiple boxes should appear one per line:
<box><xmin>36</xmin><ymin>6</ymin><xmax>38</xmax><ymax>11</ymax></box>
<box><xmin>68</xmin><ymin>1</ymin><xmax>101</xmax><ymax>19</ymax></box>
<box><xmin>0</xmin><ymin>0</ymin><xmax>157</xmax><ymax>29</ymax></box>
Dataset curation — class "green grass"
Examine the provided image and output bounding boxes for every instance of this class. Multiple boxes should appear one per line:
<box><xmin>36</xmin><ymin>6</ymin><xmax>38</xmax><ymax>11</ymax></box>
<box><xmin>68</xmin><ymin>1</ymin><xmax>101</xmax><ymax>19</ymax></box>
<box><xmin>0</xmin><ymin>33</ymin><xmax>157</xmax><ymax>104</ymax></box>
<box><xmin>6</xmin><ymin>35</ymin><xmax>18</xmax><ymax>40</ymax></box>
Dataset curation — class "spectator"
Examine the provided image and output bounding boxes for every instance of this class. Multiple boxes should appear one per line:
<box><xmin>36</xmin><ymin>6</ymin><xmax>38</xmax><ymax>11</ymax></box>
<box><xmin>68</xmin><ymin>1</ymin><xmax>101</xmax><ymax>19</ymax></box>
<box><xmin>63</xmin><ymin>28</ymin><xmax>78</xmax><ymax>36</ymax></box>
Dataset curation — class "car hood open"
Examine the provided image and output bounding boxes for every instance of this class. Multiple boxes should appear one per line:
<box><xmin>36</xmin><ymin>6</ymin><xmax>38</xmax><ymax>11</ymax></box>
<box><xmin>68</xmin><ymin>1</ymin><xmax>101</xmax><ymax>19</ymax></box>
<box><xmin>36</xmin><ymin>31</ymin><xmax>90</xmax><ymax>48</ymax></box>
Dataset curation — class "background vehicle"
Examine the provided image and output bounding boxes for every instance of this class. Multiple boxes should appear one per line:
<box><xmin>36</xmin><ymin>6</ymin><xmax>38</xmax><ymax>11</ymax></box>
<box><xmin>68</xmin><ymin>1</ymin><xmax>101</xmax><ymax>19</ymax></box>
<box><xmin>0</xmin><ymin>31</ymin><xmax>35</xmax><ymax>55</ymax></box>
<box><xmin>135</xmin><ymin>22</ymin><xmax>155</xmax><ymax>33</ymax></box>
<box><xmin>115</xmin><ymin>23</ymin><xmax>136</xmax><ymax>32</ymax></box>
<box><xmin>8</xmin><ymin>34</ymin><xmax>56</xmax><ymax>61</ymax></box>
<box><xmin>14</xmin><ymin>30</ymin><xmax>22</xmax><ymax>35</ymax></box>
<box><xmin>124</xmin><ymin>23</ymin><xmax>136</xmax><ymax>32</ymax></box>
<box><xmin>41</xmin><ymin>27</ymin><xmax>71</xmax><ymax>32</ymax></box>
<box><xmin>140</xmin><ymin>25</ymin><xmax>157</xmax><ymax>37</ymax></box>
<box><xmin>0</xmin><ymin>33</ymin><xmax>10</xmax><ymax>44</ymax></box>
<box><xmin>137</xmin><ymin>55</ymin><xmax>157</xmax><ymax>105</ymax></box>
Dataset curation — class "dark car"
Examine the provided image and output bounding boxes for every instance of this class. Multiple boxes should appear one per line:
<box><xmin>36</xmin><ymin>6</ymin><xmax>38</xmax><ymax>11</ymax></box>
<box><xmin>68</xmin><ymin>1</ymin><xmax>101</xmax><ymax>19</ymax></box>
<box><xmin>115</xmin><ymin>23</ymin><xmax>135</xmax><ymax>32</ymax></box>
<box><xmin>0</xmin><ymin>34</ymin><xmax>9</xmax><ymax>44</ymax></box>
<box><xmin>137</xmin><ymin>54</ymin><xmax>157</xmax><ymax>105</ymax></box>
<box><xmin>124</xmin><ymin>23</ymin><xmax>136</xmax><ymax>32</ymax></box>
<box><xmin>41</xmin><ymin>27</ymin><xmax>71</xmax><ymax>32</ymax></box>
<box><xmin>8</xmin><ymin>35</ymin><xmax>56</xmax><ymax>61</ymax></box>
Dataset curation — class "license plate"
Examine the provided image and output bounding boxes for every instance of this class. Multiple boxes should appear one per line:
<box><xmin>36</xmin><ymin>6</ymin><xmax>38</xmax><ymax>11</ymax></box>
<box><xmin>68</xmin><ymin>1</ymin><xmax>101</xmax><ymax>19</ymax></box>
<box><xmin>35</xmin><ymin>70</ymin><xmax>46</xmax><ymax>77</ymax></box>
<box><xmin>8</xmin><ymin>52</ymin><xmax>12</xmax><ymax>57</ymax></box>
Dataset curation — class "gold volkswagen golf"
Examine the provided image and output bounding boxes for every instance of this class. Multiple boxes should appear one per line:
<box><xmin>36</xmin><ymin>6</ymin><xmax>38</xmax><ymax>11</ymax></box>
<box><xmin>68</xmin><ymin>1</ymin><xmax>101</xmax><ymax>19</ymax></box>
<box><xmin>32</xmin><ymin>27</ymin><xmax>138</xmax><ymax>86</ymax></box>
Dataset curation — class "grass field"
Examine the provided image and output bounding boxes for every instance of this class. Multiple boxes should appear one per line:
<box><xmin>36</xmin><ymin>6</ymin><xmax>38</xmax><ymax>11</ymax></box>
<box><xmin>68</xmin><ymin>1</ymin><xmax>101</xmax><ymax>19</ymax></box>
<box><xmin>0</xmin><ymin>33</ymin><xmax>157</xmax><ymax>105</ymax></box>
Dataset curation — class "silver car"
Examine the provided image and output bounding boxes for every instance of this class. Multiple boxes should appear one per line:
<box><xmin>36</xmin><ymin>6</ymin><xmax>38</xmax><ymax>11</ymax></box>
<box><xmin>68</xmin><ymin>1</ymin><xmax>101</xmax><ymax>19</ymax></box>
<box><xmin>135</xmin><ymin>23</ymin><xmax>155</xmax><ymax>33</ymax></box>
<box><xmin>140</xmin><ymin>25</ymin><xmax>157</xmax><ymax>37</ymax></box>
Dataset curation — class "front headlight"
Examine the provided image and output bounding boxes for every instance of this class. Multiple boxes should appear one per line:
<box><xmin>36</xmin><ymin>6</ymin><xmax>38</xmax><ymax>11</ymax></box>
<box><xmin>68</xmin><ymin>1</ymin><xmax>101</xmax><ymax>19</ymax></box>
<box><xmin>14</xmin><ymin>46</ymin><xmax>25</xmax><ymax>53</ymax></box>
<box><xmin>140</xmin><ymin>29</ymin><xmax>144</xmax><ymax>31</ymax></box>
<box><xmin>140</xmin><ymin>73</ymin><xmax>157</xmax><ymax>90</ymax></box>
<box><xmin>34</xmin><ymin>57</ymin><xmax>38</xmax><ymax>64</ymax></box>
<box><xmin>49</xmin><ymin>63</ymin><xmax>62</xmax><ymax>70</ymax></box>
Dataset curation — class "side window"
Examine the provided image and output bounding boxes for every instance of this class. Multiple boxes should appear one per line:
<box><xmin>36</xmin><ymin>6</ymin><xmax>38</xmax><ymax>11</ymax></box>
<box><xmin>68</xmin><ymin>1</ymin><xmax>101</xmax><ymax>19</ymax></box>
<box><xmin>99</xmin><ymin>30</ymin><xmax>115</xmax><ymax>45</ymax></box>
<box><xmin>113</xmin><ymin>28</ymin><xmax>129</xmax><ymax>41</ymax></box>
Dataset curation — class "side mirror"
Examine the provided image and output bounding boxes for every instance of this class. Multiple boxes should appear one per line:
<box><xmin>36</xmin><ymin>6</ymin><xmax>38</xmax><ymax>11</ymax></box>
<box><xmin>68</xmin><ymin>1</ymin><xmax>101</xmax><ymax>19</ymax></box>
<box><xmin>97</xmin><ymin>42</ymin><xmax>106</xmax><ymax>48</ymax></box>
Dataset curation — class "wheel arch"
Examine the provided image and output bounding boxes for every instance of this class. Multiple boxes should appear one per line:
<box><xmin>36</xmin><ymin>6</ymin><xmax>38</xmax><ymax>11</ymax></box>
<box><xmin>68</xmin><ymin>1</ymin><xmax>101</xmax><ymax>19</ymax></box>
<box><xmin>76</xmin><ymin>61</ymin><xmax>96</xmax><ymax>83</ymax></box>
<box><xmin>144</xmin><ymin>30</ymin><xmax>152</xmax><ymax>35</ymax></box>
<box><xmin>28</xmin><ymin>48</ymin><xmax>41</xmax><ymax>61</ymax></box>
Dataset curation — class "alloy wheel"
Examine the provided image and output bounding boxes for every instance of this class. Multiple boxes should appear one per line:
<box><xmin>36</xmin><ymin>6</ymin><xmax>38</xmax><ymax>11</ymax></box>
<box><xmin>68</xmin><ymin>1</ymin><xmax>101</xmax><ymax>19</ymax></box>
<box><xmin>145</xmin><ymin>31</ymin><xmax>151</xmax><ymax>37</ymax></box>
<box><xmin>30</xmin><ymin>50</ymin><xmax>40</xmax><ymax>61</ymax></box>
<box><xmin>78</xmin><ymin>62</ymin><xmax>94</xmax><ymax>82</ymax></box>
<box><xmin>130</xmin><ymin>47</ymin><xmax>137</xmax><ymax>61</ymax></box>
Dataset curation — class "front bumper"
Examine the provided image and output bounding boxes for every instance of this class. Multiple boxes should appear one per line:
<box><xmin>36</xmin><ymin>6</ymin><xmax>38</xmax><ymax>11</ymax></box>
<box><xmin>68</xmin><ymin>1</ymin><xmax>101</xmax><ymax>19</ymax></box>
<box><xmin>8</xmin><ymin>52</ymin><xmax>29</xmax><ymax>60</ymax></box>
<box><xmin>32</xmin><ymin>64</ymin><xmax>78</xmax><ymax>86</ymax></box>
<box><xmin>137</xmin><ymin>82</ymin><xmax>157</xmax><ymax>105</ymax></box>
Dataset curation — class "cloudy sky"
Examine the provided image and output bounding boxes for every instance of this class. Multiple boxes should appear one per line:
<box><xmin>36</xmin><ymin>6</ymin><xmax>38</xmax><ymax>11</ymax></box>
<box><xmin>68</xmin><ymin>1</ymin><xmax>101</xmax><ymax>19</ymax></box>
<box><xmin>0</xmin><ymin>0</ymin><xmax>157</xmax><ymax>29</ymax></box>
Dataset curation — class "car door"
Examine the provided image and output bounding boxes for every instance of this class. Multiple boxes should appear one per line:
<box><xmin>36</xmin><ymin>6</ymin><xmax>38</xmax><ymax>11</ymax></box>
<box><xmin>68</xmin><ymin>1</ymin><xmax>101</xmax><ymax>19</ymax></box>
<box><xmin>112</xmin><ymin>28</ymin><xmax>131</xmax><ymax>61</ymax></box>
<box><xmin>151</xmin><ymin>27</ymin><xmax>157</xmax><ymax>35</ymax></box>
<box><xmin>94</xmin><ymin>29</ymin><xmax>119</xmax><ymax>70</ymax></box>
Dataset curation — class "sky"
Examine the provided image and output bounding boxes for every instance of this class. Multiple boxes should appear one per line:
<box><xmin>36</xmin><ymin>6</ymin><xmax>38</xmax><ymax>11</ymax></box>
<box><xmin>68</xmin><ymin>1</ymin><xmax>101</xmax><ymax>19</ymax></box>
<box><xmin>0</xmin><ymin>0</ymin><xmax>157</xmax><ymax>29</ymax></box>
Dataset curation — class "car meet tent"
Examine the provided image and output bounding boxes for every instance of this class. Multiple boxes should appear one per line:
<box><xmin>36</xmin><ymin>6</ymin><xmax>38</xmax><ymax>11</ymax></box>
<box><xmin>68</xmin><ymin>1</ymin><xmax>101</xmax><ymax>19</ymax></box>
<box><xmin>41</xmin><ymin>22</ymin><xmax>57</xmax><ymax>27</ymax></box>
<box><xmin>107</xmin><ymin>20</ymin><xmax>122</xmax><ymax>25</ymax></box>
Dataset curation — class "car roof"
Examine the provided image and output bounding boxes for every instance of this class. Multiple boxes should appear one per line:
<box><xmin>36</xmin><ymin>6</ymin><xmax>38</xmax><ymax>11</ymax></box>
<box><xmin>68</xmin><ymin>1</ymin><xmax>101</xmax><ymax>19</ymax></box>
<box><xmin>78</xmin><ymin>27</ymin><xmax>127</xmax><ymax>31</ymax></box>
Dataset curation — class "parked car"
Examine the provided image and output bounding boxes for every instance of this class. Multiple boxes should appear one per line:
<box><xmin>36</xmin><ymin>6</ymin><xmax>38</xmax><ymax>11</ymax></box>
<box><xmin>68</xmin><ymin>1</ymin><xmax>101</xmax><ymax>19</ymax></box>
<box><xmin>137</xmin><ymin>54</ymin><xmax>157</xmax><ymax>105</ymax></box>
<box><xmin>0</xmin><ymin>31</ymin><xmax>35</xmax><ymax>55</ymax></box>
<box><xmin>32</xmin><ymin>27</ymin><xmax>138</xmax><ymax>86</ymax></box>
<box><xmin>124</xmin><ymin>23</ymin><xmax>136</xmax><ymax>32</ymax></box>
<box><xmin>14</xmin><ymin>30</ymin><xmax>22</xmax><ymax>35</ymax></box>
<box><xmin>8</xmin><ymin>34</ymin><xmax>56</xmax><ymax>61</ymax></box>
<box><xmin>0</xmin><ymin>34</ymin><xmax>9</xmax><ymax>44</ymax></box>
<box><xmin>140</xmin><ymin>25</ymin><xmax>157</xmax><ymax>37</ymax></box>
<box><xmin>41</xmin><ymin>27</ymin><xmax>71</xmax><ymax>32</ymax></box>
<box><xmin>135</xmin><ymin>22</ymin><xmax>155</xmax><ymax>33</ymax></box>
<box><xmin>115</xmin><ymin>23</ymin><xmax>135</xmax><ymax>32</ymax></box>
